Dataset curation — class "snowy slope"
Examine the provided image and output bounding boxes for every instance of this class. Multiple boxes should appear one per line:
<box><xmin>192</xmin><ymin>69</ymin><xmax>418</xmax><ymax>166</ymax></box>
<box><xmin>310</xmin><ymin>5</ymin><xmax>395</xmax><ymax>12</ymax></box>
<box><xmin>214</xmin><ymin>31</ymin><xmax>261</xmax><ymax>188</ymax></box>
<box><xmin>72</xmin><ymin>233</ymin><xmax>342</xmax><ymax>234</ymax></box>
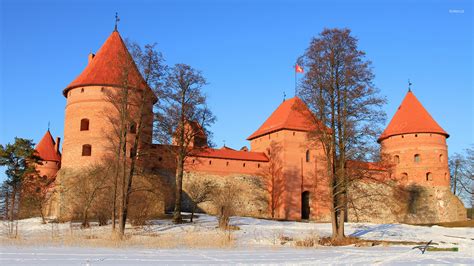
<box><xmin>1</xmin><ymin>214</ymin><xmax>473</xmax><ymax>265</ymax></box>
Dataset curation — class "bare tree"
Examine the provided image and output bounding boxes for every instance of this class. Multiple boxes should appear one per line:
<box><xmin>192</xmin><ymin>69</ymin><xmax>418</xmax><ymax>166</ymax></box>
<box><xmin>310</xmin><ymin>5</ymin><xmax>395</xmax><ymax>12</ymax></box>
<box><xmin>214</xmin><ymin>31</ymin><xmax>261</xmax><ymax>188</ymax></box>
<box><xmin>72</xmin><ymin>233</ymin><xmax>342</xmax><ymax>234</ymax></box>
<box><xmin>155</xmin><ymin>63</ymin><xmax>216</xmax><ymax>223</ymax></box>
<box><xmin>213</xmin><ymin>182</ymin><xmax>239</xmax><ymax>230</ymax></box>
<box><xmin>21</xmin><ymin>174</ymin><xmax>56</xmax><ymax>224</ymax></box>
<box><xmin>450</xmin><ymin>145</ymin><xmax>473</xmax><ymax>205</ymax></box>
<box><xmin>64</xmin><ymin>164</ymin><xmax>110</xmax><ymax>228</ymax></box>
<box><xmin>185</xmin><ymin>179</ymin><xmax>216</xmax><ymax>222</ymax></box>
<box><xmin>299</xmin><ymin>28</ymin><xmax>386</xmax><ymax>240</ymax></box>
<box><xmin>104</xmin><ymin>40</ymin><xmax>164</xmax><ymax>236</ymax></box>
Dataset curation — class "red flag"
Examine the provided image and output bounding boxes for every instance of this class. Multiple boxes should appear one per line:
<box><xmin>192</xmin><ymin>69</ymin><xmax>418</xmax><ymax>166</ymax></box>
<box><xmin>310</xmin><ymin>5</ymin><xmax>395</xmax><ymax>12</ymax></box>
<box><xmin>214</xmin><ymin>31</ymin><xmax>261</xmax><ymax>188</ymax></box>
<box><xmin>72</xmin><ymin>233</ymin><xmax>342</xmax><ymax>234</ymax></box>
<box><xmin>295</xmin><ymin>64</ymin><xmax>304</xmax><ymax>73</ymax></box>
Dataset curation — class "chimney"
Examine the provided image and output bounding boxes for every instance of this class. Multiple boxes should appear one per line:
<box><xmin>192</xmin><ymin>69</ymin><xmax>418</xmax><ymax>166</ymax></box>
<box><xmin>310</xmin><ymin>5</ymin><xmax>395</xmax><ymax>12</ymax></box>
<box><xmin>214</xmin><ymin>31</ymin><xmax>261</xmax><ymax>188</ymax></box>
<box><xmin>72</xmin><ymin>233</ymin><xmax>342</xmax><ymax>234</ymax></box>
<box><xmin>88</xmin><ymin>53</ymin><xmax>95</xmax><ymax>63</ymax></box>
<box><xmin>55</xmin><ymin>137</ymin><xmax>61</xmax><ymax>154</ymax></box>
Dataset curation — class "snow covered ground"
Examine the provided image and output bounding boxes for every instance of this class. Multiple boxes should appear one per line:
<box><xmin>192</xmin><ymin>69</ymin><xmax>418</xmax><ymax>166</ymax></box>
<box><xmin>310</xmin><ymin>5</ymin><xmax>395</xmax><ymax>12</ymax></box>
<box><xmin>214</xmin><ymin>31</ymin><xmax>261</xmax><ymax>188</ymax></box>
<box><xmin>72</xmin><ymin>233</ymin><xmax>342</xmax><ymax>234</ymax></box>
<box><xmin>1</xmin><ymin>214</ymin><xmax>473</xmax><ymax>265</ymax></box>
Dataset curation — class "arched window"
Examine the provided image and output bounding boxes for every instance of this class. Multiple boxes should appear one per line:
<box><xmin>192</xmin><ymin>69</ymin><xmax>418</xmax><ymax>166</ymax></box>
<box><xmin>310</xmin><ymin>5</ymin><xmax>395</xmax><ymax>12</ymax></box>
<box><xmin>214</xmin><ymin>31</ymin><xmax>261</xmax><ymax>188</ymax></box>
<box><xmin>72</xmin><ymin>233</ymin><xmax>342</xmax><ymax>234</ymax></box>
<box><xmin>80</xmin><ymin>119</ymin><xmax>89</xmax><ymax>131</ymax></box>
<box><xmin>394</xmin><ymin>155</ymin><xmax>400</xmax><ymax>164</ymax></box>
<box><xmin>82</xmin><ymin>144</ymin><xmax>91</xmax><ymax>156</ymax></box>
<box><xmin>414</xmin><ymin>154</ymin><xmax>421</xmax><ymax>163</ymax></box>
<box><xmin>426</xmin><ymin>172</ymin><xmax>433</xmax><ymax>181</ymax></box>
<box><xmin>130</xmin><ymin>122</ymin><xmax>137</xmax><ymax>134</ymax></box>
<box><xmin>439</xmin><ymin>154</ymin><xmax>443</xmax><ymax>162</ymax></box>
<box><xmin>305</xmin><ymin>150</ymin><xmax>310</xmax><ymax>162</ymax></box>
<box><xmin>401</xmin><ymin>173</ymin><xmax>408</xmax><ymax>182</ymax></box>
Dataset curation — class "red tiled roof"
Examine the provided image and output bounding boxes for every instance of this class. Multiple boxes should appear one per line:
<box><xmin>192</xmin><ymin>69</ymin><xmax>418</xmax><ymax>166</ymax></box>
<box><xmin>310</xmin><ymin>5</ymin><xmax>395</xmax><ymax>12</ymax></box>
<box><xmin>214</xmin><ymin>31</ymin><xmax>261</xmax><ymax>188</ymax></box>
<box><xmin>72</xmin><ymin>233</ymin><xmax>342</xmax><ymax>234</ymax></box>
<box><xmin>63</xmin><ymin>31</ymin><xmax>151</xmax><ymax>97</ymax></box>
<box><xmin>247</xmin><ymin>97</ymin><xmax>320</xmax><ymax>140</ymax></box>
<box><xmin>378</xmin><ymin>91</ymin><xmax>448</xmax><ymax>142</ymax></box>
<box><xmin>192</xmin><ymin>147</ymin><xmax>269</xmax><ymax>162</ymax></box>
<box><xmin>35</xmin><ymin>130</ymin><xmax>61</xmax><ymax>162</ymax></box>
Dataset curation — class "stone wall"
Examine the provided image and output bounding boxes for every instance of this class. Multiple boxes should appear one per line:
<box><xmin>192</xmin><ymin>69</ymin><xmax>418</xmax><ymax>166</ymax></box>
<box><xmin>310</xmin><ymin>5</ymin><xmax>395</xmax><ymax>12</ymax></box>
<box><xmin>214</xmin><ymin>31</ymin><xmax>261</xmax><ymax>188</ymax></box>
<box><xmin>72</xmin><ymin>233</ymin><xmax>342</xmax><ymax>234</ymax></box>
<box><xmin>181</xmin><ymin>172</ymin><xmax>270</xmax><ymax>218</ymax></box>
<box><xmin>347</xmin><ymin>181</ymin><xmax>467</xmax><ymax>223</ymax></box>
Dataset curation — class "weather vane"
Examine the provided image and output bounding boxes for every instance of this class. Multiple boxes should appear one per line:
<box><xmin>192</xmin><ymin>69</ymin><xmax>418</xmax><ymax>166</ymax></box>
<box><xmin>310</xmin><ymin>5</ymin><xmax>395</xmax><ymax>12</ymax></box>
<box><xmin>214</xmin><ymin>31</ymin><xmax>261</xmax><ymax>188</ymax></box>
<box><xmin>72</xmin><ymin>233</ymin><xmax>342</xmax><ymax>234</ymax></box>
<box><xmin>408</xmin><ymin>79</ymin><xmax>412</xmax><ymax>92</ymax></box>
<box><xmin>47</xmin><ymin>121</ymin><xmax>50</xmax><ymax>131</ymax></box>
<box><xmin>114</xmin><ymin>12</ymin><xmax>120</xmax><ymax>31</ymax></box>
<box><xmin>283</xmin><ymin>91</ymin><xmax>286</xmax><ymax>102</ymax></box>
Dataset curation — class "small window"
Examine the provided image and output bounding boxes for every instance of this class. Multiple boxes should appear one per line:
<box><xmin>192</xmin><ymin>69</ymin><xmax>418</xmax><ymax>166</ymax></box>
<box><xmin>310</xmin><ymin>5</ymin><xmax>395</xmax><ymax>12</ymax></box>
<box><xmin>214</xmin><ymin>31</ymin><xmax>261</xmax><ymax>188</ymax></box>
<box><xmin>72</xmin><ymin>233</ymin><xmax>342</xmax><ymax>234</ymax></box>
<box><xmin>444</xmin><ymin>173</ymin><xmax>448</xmax><ymax>180</ymax></box>
<box><xmin>257</xmin><ymin>163</ymin><xmax>260</xmax><ymax>168</ymax></box>
<box><xmin>426</xmin><ymin>172</ymin><xmax>433</xmax><ymax>181</ymax></box>
<box><xmin>414</xmin><ymin>154</ymin><xmax>421</xmax><ymax>163</ymax></box>
<box><xmin>226</xmin><ymin>161</ymin><xmax>229</xmax><ymax>166</ymax></box>
<box><xmin>82</xmin><ymin>144</ymin><xmax>91</xmax><ymax>156</ymax></box>
<box><xmin>401</xmin><ymin>172</ymin><xmax>408</xmax><ymax>182</ymax></box>
<box><xmin>293</xmin><ymin>132</ymin><xmax>296</xmax><ymax>136</ymax></box>
<box><xmin>101</xmin><ymin>87</ymin><xmax>105</xmax><ymax>92</ymax></box>
<box><xmin>268</xmin><ymin>134</ymin><xmax>271</xmax><ymax>139</ymax></box>
<box><xmin>394</xmin><ymin>155</ymin><xmax>400</xmax><ymax>164</ymax></box>
<box><xmin>209</xmin><ymin>160</ymin><xmax>212</xmax><ymax>165</ymax></box>
<box><xmin>243</xmin><ymin>163</ymin><xmax>246</xmax><ymax>167</ymax></box>
<box><xmin>192</xmin><ymin>159</ymin><xmax>195</xmax><ymax>163</ymax></box>
<box><xmin>439</xmin><ymin>154</ymin><xmax>443</xmax><ymax>162</ymax></box>
<box><xmin>305</xmin><ymin>150</ymin><xmax>310</xmax><ymax>162</ymax></box>
<box><xmin>130</xmin><ymin>122</ymin><xmax>137</xmax><ymax>134</ymax></box>
<box><xmin>81</xmin><ymin>88</ymin><xmax>84</xmax><ymax>93</ymax></box>
<box><xmin>415</xmin><ymin>134</ymin><xmax>418</xmax><ymax>137</ymax></box>
<box><xmin>80</xmin><ymin>119</ymin><xmax>89</xmax><ymax>131</ymax></box>
<box><xmin>402</xmin><ymin>135</ymin><xmax>404</xmax><ymax>138</ymax></box>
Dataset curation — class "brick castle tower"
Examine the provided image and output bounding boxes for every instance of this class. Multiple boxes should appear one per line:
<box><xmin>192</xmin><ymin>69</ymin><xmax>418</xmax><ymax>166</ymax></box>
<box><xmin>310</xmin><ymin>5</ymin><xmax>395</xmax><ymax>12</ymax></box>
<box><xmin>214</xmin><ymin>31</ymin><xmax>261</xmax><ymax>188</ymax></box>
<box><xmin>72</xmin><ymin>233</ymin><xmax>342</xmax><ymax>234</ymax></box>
<box><xmin>378</xmin><ymin>90</ymin><xmax>450</xmax><ymax>187</ymax></box>
<box><xmin>35</xmin><ymin>130</ymin><xmax>61</xmax><ymax>178</ymax></box>
<box><xmin>61</xmin><ymin>29</ymin><xmax>154</xmax><ymax>171</ymax></box>
<box><xmin>377</xmin><ymin>90</ymin><xmax>464</xmax><ymax>223</ymax></box>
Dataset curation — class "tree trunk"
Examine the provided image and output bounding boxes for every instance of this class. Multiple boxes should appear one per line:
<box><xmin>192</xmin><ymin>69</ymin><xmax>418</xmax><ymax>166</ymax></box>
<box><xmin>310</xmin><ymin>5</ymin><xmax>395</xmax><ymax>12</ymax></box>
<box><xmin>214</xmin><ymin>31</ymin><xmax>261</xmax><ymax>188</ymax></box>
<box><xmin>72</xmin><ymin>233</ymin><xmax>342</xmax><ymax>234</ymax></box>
<box><xmin>453</xmin><ymin>161</ymin><xmax>459</xmax><ymax>195</ymax></box>
<box><xmin>173</xmin><ymin>157</ymin><xmax>184</xmax><ymax>224</ymax></box>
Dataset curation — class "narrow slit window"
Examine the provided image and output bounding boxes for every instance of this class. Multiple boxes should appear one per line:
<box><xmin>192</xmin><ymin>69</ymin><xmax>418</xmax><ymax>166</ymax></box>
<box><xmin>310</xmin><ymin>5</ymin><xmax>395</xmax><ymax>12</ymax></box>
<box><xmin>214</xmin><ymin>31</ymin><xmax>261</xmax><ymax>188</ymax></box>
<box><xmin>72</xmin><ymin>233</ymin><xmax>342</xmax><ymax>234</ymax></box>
<box><xmin>414</xmin><ymin>154</ymin><xmax>421</xmax><ymax>163</ymax></box>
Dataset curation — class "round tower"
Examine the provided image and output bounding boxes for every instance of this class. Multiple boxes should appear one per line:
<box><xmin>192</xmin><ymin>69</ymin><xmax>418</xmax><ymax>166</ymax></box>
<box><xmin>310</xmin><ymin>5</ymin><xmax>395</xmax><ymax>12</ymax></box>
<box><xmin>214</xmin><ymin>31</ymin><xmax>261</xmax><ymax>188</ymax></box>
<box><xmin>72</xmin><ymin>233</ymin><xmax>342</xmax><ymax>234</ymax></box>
<box><xmin>378</xmin><ymin>90</ymin><xmax>450</xmax><ymax>187</ymax></box>
<box><xmin>35</xmin><ymin>130</ymin><xmax>61</xmax><ymax>178</ymax></box>
<box><xmin>61</xmin><ymin>30</ymin><xmax>155</xmax><ymax>170</ymax></box>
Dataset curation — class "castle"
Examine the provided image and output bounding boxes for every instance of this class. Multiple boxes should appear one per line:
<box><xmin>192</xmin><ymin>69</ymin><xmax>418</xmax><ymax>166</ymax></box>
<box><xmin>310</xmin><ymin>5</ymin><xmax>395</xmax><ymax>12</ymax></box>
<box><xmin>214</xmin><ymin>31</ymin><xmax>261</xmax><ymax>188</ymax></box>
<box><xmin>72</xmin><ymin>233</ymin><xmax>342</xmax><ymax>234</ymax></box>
<box><xmin>35</xmin><ymin>29</ymin><xmax>466</xmax><ymax>223</ymax></box>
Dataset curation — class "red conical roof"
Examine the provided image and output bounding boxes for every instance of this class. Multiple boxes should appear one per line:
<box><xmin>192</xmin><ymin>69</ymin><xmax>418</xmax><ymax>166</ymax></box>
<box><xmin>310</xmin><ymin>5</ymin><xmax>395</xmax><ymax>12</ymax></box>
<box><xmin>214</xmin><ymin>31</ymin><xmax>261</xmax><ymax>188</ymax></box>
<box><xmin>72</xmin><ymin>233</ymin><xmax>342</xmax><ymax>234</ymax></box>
<box><xmin>63</xmin><ymin>31</ymin><xmax>150</xmax><ymax>97</ymax></box>
<box><xmin>378</xmin><ymin>91</ymin><xmax>448</xmax><ymax>142</ymax></box>
<box><xmin>35</xmin><ymin>130</ymin><xmax>61</xmax><ymax>162</ymax></box>
<box><xmin>247</xmin><ymin>97</ymin><xmax>319</xmax><ymax>140</ymax></box>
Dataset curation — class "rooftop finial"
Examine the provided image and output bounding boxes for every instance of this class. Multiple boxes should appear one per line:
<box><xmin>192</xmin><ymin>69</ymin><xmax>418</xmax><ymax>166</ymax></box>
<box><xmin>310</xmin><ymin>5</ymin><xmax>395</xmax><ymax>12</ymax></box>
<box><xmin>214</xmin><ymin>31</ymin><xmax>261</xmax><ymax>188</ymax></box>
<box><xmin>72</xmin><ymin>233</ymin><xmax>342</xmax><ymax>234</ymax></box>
<box><xmin>114</xmin><ymin>12</ymin><xmax>120</xmax><ymax>32</ymax></box>
<box><xmin>47</xmin><ymin>121</ymin><xmax>50</xmax><ymax>131</ymax></box>
<box><xmin>283</xmin><ymin>91</ymin><xmax>286</xmax><ymax>102</ymax></box>
<box><xmin>408</xmin><ymin>79</ymin><xmax>412</xmax><ymax>92</ymax></box>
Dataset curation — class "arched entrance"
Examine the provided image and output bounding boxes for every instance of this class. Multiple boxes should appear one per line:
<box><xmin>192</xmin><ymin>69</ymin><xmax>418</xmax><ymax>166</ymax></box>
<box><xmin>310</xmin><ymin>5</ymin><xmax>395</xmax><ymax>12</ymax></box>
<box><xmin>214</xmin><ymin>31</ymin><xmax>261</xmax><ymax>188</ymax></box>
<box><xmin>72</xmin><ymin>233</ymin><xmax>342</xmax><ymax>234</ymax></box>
<box><xmin>301</xmin><ymin>191</ymin><xmax>310</xmax><ymax>220</ymax></box>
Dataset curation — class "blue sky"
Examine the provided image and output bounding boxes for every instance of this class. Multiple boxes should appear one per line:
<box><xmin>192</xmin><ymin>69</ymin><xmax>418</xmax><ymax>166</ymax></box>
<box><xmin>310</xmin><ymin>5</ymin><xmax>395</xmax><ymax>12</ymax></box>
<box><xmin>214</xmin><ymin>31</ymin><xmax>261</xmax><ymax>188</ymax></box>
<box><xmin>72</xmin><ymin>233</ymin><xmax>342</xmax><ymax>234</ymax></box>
<box><xmin>1</xmin><ymin>0</ymin><xmax>472</xmax><ymax>175</ymax></box>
